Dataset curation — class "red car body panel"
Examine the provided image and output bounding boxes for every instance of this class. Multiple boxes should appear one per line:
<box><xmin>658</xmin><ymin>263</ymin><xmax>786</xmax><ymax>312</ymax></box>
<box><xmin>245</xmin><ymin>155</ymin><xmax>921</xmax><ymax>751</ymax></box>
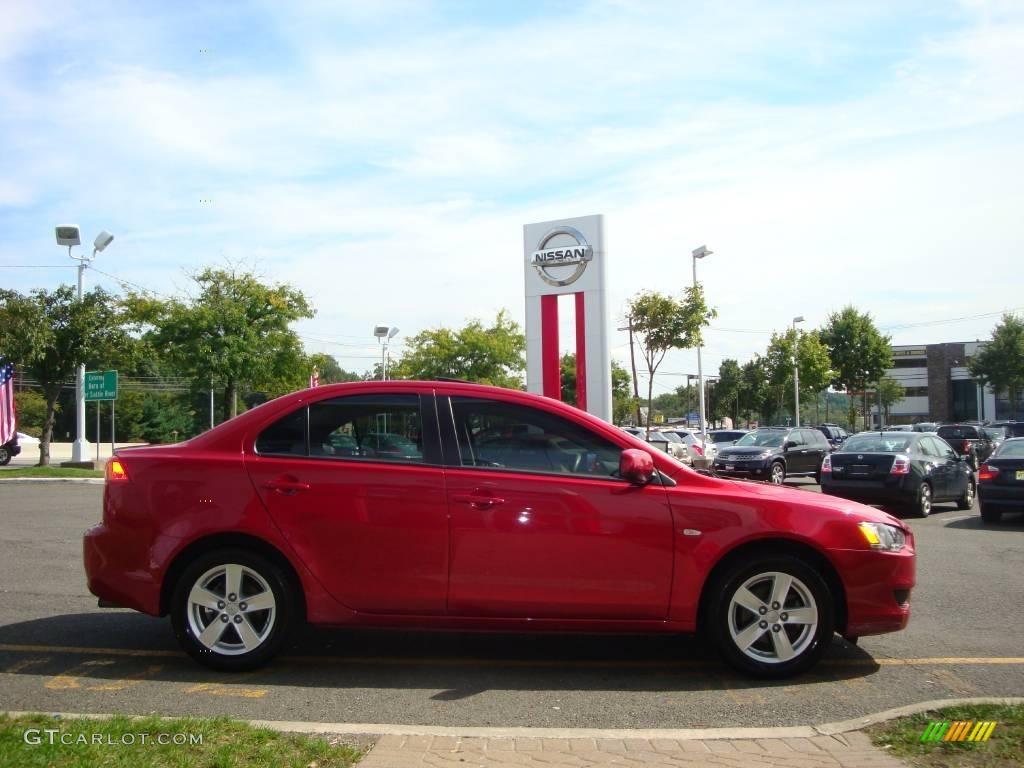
<box><xmin>84</xmin><ymin>381</ymin><xmax>914</xmax><ymax>640</ymax></box>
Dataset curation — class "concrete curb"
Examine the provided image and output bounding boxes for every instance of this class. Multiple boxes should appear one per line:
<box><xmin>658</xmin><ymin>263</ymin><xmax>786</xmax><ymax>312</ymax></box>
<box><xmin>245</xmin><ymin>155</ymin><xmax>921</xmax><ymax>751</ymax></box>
<box><xmin>0</xmin><ymin>478</ymin><xmax>104</xmax><ymax>485</ymax></box>
<box><xmin>5</xmin><ymin>697</ymin><xmax>1022</xmax><ymax>741</ymax></box>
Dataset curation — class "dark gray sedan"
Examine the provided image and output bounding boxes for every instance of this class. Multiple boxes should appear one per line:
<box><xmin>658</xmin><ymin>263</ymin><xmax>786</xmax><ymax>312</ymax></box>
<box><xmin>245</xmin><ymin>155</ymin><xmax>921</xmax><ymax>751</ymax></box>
<box><xmin>978</xmin><ymin>437</ymin><xmax>1024</xmax><ymax>524</ymax></box>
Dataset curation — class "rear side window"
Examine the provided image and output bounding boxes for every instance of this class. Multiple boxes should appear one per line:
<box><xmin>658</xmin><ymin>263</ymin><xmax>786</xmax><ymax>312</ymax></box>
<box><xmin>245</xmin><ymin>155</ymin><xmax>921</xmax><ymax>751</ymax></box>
<box><xmin>255</xmin><ymin>408</ymin><xmax>307</xmax><ymax>455</ymax></box>
<box><xmin>449</xmin><ymin>396</ymin><xmax>623</xmax><ymax>478</ymax></box>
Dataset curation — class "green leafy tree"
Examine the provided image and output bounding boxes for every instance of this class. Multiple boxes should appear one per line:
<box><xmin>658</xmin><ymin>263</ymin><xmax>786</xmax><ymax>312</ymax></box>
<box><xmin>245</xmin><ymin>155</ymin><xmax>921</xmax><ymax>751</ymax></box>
<box><xmin>970</xmin><ymin>313</ymin><xmax>1024</xmax><ymax>419</ymax></box>
<box><xmin>820</xmin><ymin>306</ymin><xmax>892</xmax><ymax>427</ymax></box>
<box><xmin>308</xmin><ymin>353</ymin><xmax>361</xmax><ymax>385</ymax></box>
<box><xmin>127</xmin><ymin>268</ymin><xmax>314</xmax><ymax>422</ymax></box>
<box><xmin>559</xmin><ymin>353</ymin><xmax>634</xmax><ymax>422</ymax></box>
<box><xmin>763</xmin><ymin>329</ymin><xmax>834</xmax><ymax>424</ymax></box>
<box><xmin>12</xmin><ymin>390</ymin><xmax>50</xmax><ymax>437</ymax></box>
<box><xmin>393</xmin><ymin>310</ymin><xmax>526</xmax><ymax>388</ymax></box>
<box><xmin>628</xmin><ymin>286</ymin><xmax>716</xmax><ymax>432</ymax></box>
<box><xmin>0</xmin><ymin>286</ymin><xmax>129</xmax><ymax>464</ymax></box>
<box><xmin>876</xmin><ymin>376</ymin><xmax>905</xmax><ymax>424</ymax></box>
<box><xmin>741</xmin><ymin>356</ymin><xmax>770</xmax><ymax>424</ymax></box>
<box><xmin>715</xmin><ymin>359</ymin><xmax>743</xmax><ymax>424</ymax></box>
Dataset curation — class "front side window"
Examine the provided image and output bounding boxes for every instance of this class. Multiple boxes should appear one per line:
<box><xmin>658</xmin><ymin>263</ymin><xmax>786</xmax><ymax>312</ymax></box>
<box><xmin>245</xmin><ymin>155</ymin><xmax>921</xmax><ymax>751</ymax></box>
<box><xmin>450</xmin><ymin>397</ymin><xmax>623</xmax><ymax>478</ymax></box>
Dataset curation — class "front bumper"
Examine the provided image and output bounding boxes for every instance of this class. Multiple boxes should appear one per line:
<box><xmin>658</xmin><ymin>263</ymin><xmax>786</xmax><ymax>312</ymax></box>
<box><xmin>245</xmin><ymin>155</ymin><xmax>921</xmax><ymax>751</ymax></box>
<box><xmin>829</xmin><ymin>545</ymin><xmax>915</xmax><ymax>638</ymax></box>
<box><xmin>713</xmin><ymin>458</ymin><xmax>771</xmax><ymax>478</ymax></box>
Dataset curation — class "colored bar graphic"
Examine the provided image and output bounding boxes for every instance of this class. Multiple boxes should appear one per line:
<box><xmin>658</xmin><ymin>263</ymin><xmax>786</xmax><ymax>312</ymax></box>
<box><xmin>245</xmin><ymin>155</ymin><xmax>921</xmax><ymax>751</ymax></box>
<box><xmin>921</xmin><ymin>721</ymin><xmax>997</xmax><ymax>743</ymax></box>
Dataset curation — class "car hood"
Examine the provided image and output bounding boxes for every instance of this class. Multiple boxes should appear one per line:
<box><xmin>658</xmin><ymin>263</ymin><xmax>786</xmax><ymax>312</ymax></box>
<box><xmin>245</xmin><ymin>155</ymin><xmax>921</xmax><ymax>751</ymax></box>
<box><xmin>725</xmin><ymin>477</ymin><xmax>908</xmax><ymax>529</ymax></box>
<box><xmin>717</xmin><ymin>446</ymin><xmax>778</xmax><ymax>458</ymax></box>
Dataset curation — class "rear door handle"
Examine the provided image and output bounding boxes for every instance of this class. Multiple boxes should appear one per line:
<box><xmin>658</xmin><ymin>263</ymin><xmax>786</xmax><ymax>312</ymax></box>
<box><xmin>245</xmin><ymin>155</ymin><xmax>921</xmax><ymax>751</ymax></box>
<box><xmin>262</xmin><ymin>478</ymin><xmax>310</xmax><ymax>495</ymax></box>
<box><xmin>453</xmin><ymin>493</ymin><xmax>506</xmax><ymax>509</ymax></box>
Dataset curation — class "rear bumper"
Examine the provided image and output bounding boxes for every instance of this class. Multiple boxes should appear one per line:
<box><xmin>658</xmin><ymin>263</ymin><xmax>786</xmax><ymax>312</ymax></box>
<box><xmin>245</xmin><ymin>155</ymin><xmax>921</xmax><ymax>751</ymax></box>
<box><xmin>978</xmin><ymin>484</ymin><xmax>1024</xmax><ymax>508</ymax></box>
<box><xmin>83</xmin><ymin>524</ymin><xmax>172</xmax><ymax>616</ymax></box>
<box><xmin>829</xmin><ymin>546</ymin><xmax>915</xmax><ymax>638</ymax></box>
<box><xmin>821</xmin><ymin>477</ymin><xmax>914</xmax><ymax>505</ymax></box>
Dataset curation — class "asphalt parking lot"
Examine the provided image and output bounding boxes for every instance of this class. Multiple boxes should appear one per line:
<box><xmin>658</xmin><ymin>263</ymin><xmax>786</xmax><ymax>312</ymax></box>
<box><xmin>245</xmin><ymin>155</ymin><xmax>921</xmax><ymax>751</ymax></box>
<box><xmin>0</xmin><ymin>481</ymin><xmax>1021</xmax><ymax>728</ymax></box>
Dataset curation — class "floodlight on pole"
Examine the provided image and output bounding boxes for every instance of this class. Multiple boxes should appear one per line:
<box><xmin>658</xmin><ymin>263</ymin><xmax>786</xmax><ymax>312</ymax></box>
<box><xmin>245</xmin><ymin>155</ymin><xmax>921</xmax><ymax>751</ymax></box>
<box><xmin>691</xmin><ymin>245</ymin><xmax>712</xmax><ymax>442</ymax></box>
<box><xmin>374</xmin><ymin>325</ymin><xmax>399</xmax><ymax>380</ymax></box>
<box><xmin>56</xmin><ymin>225</ymin><xmax>113</xmax><ymax>464</ymax></box>
<box><xmin>792</xmin><ymin>315</ymin><xmax>805</xmax><ymax>426</ymax></box>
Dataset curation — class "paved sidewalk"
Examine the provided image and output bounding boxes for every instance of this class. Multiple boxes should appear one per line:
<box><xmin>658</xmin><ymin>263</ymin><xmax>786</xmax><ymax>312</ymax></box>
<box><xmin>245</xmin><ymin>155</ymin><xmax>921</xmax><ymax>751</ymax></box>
<box><xmin>360</xmin><ymin>731</ymin><xmax>905</xmax><ymax>767</ymax></box>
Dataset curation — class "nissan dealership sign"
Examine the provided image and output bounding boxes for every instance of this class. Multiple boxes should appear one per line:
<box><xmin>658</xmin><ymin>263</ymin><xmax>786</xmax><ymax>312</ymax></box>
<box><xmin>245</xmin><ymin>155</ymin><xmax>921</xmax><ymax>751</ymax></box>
<box><xmin>529</xmin><ymin>225</ymin><xmax>593</xmax><ymax>287</ymax></box>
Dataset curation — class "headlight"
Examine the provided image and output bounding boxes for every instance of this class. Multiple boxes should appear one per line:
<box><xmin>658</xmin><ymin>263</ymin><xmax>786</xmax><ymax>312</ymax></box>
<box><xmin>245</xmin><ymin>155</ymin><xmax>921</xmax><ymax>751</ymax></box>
<box><xmin>858</xmin><ymin>522</ymin><xmax>906</xmax><ymax>552</ymax></box>
<box><xmin>758</xmin><ymin>450</ymin><xmax>774</xmax><ymax>459</ymax></box>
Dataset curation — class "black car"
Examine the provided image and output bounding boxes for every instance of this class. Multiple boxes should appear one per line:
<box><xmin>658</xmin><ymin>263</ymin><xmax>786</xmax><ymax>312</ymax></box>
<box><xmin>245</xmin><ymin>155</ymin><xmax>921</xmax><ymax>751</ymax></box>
<box><xmin>0</xmin><ymin>437</ymin><xmax>21</xmax><ymax>466</ymax></box>
<box><xmin>708</xmin><ymin>429</ymin><xmax>749</xmax><ymax>446</ymax></box>
<box><xmin>821</xmin><ymin>431</ymin><xmax>974</xmax><ymax>517</ymax></box>
<box><xmin>986</xmin><ymin>421</ymin><xmax>1024</xmax><ymax>438</ymax></box>
<box><xmin>817</xmin><ymin>424</ymin><xmax>847</xmax><ymax>449</ymax></box>
<box><xmin>935</xmin><ymin>423</ymin><xmax>994</xmax><ymax>469</ymax></box>
<box><xmin>977</xmin><ymin>437</ymin><xmax>1024</xmax><ymax>524</ymax></box>
<box><xmin>713</xmin><ymin>427</ymin><xmax>830</xmax><ymax>484</ymax></box>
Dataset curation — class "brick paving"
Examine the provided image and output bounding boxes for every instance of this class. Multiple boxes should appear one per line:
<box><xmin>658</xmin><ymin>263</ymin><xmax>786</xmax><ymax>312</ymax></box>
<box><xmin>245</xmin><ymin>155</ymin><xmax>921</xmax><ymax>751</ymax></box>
<box><xmin>359</xmin><ymin>731</ymin><xmax>907</xmax><ymax>767</ymax></box>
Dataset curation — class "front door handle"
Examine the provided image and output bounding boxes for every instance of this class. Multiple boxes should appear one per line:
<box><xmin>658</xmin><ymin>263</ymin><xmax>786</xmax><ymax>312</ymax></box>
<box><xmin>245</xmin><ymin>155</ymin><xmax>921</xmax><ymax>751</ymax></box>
<box><xmin>453</xmin><ymin>493</ymin><xmax>506</xmax><ymax>510</ymax></box>
<box><xmin>262</xmin><ymin>477</ymin><xmax>311</xmax><ymax>495</ymax></box>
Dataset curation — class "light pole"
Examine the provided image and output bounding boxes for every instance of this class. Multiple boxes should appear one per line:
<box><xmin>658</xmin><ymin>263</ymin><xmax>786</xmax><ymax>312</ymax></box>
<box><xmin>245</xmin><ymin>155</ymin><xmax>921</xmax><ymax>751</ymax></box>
<box><xmin>792</xmin><ymin>315</ymin><xmax>805</xmax><ymax>427</ymax></box>
<box><xmin>692</xmin><ymin>245</ymin><xmax>712</xmax><ymax>440</ymax></box>
<box><xmin>374</xmin><ymin>325</ymin><xmax>399</xmax><ymax>380</ymax></box>
<box><xmin>56</xmin><ymin>226</ymin><xmax>113</xmax><ymax>464</ymax></box>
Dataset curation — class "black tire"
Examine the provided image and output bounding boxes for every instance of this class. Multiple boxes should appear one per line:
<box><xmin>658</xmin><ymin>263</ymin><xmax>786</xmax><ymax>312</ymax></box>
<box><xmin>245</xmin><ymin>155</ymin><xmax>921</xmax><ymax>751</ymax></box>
<box><xmin>707</xmin><ymin>555</ymin><xmax>834</xmax><ymax>678</ymax></box>
<box><xmin>956</xmin><ymin>479</ymin><xmax>975</xmax><ymax>511</ymax></box>
<box><xmin>171</xmin><ymin>548</ymin><xmax>297</xmax><ymax>671</ymax></box>
<box><xmin>769</xmin><ymin>462</ymin><xmax>786</xmax><ymax>485</ymax></box>
<box><xmin>913</xmin><ymin>482</ymin><xmax>932</xmax><ymax>518</ymax></box>
<box><xmin>980</xmin><ymin>502</ymin><xmax>1002</xmax><ymax>525</ymax></box>
<box><xmin>0</xmin><ymin>445</ymin><xmax>10</xmax><ymax>466</ymax></box>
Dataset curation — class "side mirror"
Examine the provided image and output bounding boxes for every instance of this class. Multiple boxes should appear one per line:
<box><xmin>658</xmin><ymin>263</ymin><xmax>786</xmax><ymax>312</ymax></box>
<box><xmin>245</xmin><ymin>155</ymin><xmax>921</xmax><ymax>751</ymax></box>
<box><xmin>783</xmin><ymin>441</ymin><xmax>795</xmax><ymax>450</ymax></box>
<box><xmin>620</xmin><ymin>448</ymin><xmax>655</xmax><ymax>485</ymax></box>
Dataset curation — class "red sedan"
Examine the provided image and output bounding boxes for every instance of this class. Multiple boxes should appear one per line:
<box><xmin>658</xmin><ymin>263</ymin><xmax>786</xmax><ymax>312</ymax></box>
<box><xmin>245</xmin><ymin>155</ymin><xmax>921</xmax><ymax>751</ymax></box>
<box><xmin>84</xmin><ymin>381</ymin><xmax>914</xmax><ymax>678</ymax></box>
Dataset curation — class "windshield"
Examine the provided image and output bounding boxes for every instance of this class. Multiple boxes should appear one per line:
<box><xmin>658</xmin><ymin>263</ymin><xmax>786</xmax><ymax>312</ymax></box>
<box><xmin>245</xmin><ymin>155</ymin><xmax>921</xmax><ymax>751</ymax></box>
<box><xmin>983</xmin><ymin>427</ymin><xmax>1006</xmax><ymax>440</ymax></box>
<box><xmin>995</xmin><ymin>440</ymin><xmax>1024</xmax><ymax>458</ymax></box>
<box><xmin>735</xmin><ymin>430</ymin><xmax>786</xmax><ymax>448</ymax></box>
<box><xmin>841</xmin><ymin>434</ymin><xmax>914</xmax><ymax>453</ymax></box>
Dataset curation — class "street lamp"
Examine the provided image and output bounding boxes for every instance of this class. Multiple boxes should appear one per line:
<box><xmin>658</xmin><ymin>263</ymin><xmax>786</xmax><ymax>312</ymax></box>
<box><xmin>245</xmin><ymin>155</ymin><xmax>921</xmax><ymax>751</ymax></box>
<box><xmin>374</xmin><ymin>325</ymin><xmax>399</xmax><ymax>380</ymax></box>
<box><xmin>56</xmin><ymin>225</ymin><xmax>114</xmax><ymax>464</ymax></box>
<box><xmin>792</xmin><ymin>315</ymin><xmax>805</xmax><ymax>427</ymax></box>
<box><xmin>692</xmin><ymin>245</ymin><xmax>712</xmax><ymax>440</ymax></box>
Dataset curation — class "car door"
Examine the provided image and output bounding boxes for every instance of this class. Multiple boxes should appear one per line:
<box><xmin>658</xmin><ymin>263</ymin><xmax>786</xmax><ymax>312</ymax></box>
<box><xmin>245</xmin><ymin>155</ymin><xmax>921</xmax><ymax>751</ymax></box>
<box><xmin>440</xmin><ymin>394</ymin><xmax>675</xmax><ymax>620</ymax></box>
<box><xmin>929</xmin><ymin>436</ymin><xmax>965</xmax><ymax>500</ymax></box>
<box><xmin>800</xmin><ymin>429</ymin><xmax>826</xmax><ymax>472</ymax></box>
<box><xmin>784</xmin><ymin>430</ymin><xmax>808</xmax><ymax>473</ymax></box>
<box><xmin>245</xmin><ymin>392</ymin><xmax>450</xmax><ymax>614</ymax></box>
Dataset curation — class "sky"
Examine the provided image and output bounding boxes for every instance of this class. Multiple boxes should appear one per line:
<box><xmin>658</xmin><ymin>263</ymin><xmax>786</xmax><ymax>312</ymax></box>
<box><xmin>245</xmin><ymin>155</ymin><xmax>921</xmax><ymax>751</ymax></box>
<box><xmin>2</xmin><ymin>0</ymin><xmax>1022</xmax><ymax>397</ymax></box>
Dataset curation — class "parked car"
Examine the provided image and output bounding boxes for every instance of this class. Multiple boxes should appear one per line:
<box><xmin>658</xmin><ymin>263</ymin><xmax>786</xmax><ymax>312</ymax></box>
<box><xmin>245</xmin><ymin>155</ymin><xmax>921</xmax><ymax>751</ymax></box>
<box><xmin>985</xmin><ymin>421</ymin><xmax>1024</xmax><ymax>438</ymax></box>
<box><xmin>660</xmin><ymin>428</ymin><xmax>718</xmax><ymax>462</ymax></box>
<box><xmin>709</xmin><ymin>429</ymin><xmax>749</xmax><ymax>446</ymax></box>
<box><xmin>817</xmin><ymin>424</ymin><xmax>847</xmax><ymax>449</ymax></box>
<box><xmin>621</xmin><ymin>427</ymin><xmax>691</xmax><ymax>464</ymax></box>
<box><xmin>911</xmin><ymin>422</ymin><xmax>938</xmax><ymax>433</ymax></box>
<box><xmin>981</xmin><ymin>426</ymin><xmax>1008</xmax><ymax>454</ymax></box>
<box><xmin>0</xmin><ymin>436</ymin><xmax>21</xmax><ymax>466</ymax></box>
<box><xmin>977</xmin><ymin>437</ymin><xmax>1024</xmax><ymax>524</ymax></box>
<box><xmin>887</xmin><ymin>425</ymin><xmax>913</xmax><ymax>432</ymax></box>
<box><xmin>84</xmin><ymin>381</ymin><xmax>915</xmax><ymax>678</ymax></box>
<box><xmin>820</xmin><ymin>431</ymin><xmax>974</xmax><ymax>517</ymax></box>
<box><xmin>935</xmin><ymin>423</ymin><xmax>995</xmax><ymax>469</ymax></box>
<box><xmin>713</xmin><ymin>427</ymin><xmax>830</xmax><ymax>484</ymax></box>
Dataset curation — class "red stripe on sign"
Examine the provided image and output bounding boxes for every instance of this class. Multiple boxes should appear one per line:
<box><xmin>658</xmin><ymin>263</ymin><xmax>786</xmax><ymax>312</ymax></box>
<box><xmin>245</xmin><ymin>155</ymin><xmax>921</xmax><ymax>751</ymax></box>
<box><xmin>541</xmin><ymin>294</ymin><xmax>560</xmax><ymax>399</ymax></box>
<box><xmin>575</xmin><ymin>292</ymin><xmax>587</xmax><ymax>411</ymax></box>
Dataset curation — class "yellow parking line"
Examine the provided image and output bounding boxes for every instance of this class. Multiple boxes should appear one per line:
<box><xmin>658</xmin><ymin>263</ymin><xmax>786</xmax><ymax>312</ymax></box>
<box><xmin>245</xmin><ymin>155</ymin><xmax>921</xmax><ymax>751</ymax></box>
<box><xmin>45</xmin><ymin>660</ymin><xmax>115</xmax><ymax>690</ymax></box>
<box><xmin>185</xmin><ymin>682</ymin><xmax>267</xmax><ymax>698</ymax></box>
<box><xmin>2</xmin><ymin>643</ymin><xmax>1023</xmax><ymax>668</ymax></box>
<box><xmin>88</xmin><ymin>665</ymin><xmax>164</xmax><ymax>692</ymax></box>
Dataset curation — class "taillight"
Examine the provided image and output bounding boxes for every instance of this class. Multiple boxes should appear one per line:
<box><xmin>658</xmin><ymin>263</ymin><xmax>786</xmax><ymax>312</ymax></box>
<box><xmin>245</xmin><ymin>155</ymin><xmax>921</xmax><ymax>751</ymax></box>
<box><xmin>979</xmin><ymin>464</ymin><xmax>1000</xmax><ymax>482</ymax></box>
<box><xmin>890</xmin><ymin>455</ymin><xmax>911</xmax><ymax>475</ymax></box>
<box><xmin>962</xmin><ymin>439</ymin><xmax>971</xmax><ymax>453</ymax></box>
<box><xmin>106</xmin><ymin>459</ymin><xmax>129</xmax><ymax>483</ymax></box>
<box><xmin>694</xmin><ymin>445</ymin><xmax>704</xmax><ymax>457</ymax></box>
<box><xmin>821</xmin><ymin>455</ymin><xmax>832</xmax><ymax>473</ymax></box>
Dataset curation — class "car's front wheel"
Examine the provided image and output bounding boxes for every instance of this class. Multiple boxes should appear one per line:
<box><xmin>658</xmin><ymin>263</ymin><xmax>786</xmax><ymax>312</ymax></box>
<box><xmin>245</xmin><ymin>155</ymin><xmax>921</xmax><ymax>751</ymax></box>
<box><xmin>708</xmin><ymin>555</ymin><xmax>834</xmax><ymax>678</ymax></box>
<box><xmin>769</xmin><ymin>462</ymin><xmax>786</xmax><ymax>485</ymax></box>
<box><xmin>171</xmin><ymin>549</ymin><xmax>296</xmax><ymax>671</ymax></box>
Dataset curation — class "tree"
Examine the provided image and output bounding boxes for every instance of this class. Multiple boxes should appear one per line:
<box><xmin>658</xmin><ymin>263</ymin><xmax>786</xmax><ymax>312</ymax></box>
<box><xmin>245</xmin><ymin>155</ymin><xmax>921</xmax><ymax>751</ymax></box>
<box><xmin>715</xmin><ymin>359</ymin><xmax>743</xmax><ymax>424</ymax></box>
<box><xmin>393</xmin><ymin>310</ymin><xmax>526</xmax><ymax>388</ymax></box>
<box><xmin>559</xmin><ymin>353</ymin><xmax>636</xmax><ymax>423</ymax></box>
<box><xmin>308</xmin><ymin>353</ymin><xmax>361</xmax><ymax>385</ymax></box>
<box><xmin>627</xmin><ymin>286</ymin><xmax>716</xmax><ymax>432</ymax></box>
<box><xmin>820</xmin><ymin>306</ymin><xmax>892</xmax><ymax>427</ymax></box>
<box><xmin>0</xmin><ymin>286</ymin><xmax>129</xmax><ymax>465</ymax></box>
<box><xmin>970</xmin><ymin>313</ymin><xmax>1024</xmax><ymax>419</ymax></box>
<box><xmin>128</xmin><ymin>268</ymin><xmax>314</xmax><ymax>422</ymax></box>
<box><xmin>876</xmin><ymin>376</ymin><xmax>905</xmax><ymax>425</ymax></box>
<box><xmin>741</xmin><ymin>356</ymin><xmax>770</xmax><ymax>424</ymax></box>
<box><xmin>12</xmin><ymin>390</ymin><xmax>50</xmax><ymax>437</ymax></box>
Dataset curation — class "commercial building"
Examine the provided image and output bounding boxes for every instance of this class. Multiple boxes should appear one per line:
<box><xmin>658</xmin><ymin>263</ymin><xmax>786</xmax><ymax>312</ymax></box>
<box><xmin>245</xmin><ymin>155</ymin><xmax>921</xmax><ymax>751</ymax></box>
<box><xmin>879</xmin><ymin>341</ymin><xmax>1021</xmax><ymax>425</ymax></box>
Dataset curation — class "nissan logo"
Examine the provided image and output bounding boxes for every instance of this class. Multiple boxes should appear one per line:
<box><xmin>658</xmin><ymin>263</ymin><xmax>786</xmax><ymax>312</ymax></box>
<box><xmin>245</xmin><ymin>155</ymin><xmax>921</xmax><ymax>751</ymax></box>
<box><xmin>529</xmin><ymin>225</ymin><xmax>593</xmax><ymax>287</ymax></box>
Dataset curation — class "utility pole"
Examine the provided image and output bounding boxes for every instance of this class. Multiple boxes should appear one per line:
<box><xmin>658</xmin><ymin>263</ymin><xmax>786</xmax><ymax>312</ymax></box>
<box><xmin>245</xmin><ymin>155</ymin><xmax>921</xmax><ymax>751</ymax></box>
<box><xmin>619</xmin><ymin>317</ymin><xmax>642</xmax><ymax>426</ymax></box>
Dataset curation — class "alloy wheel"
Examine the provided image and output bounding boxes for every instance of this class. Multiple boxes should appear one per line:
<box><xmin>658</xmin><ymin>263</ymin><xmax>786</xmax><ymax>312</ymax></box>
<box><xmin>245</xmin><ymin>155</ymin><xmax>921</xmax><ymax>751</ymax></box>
<box><xmin>918</xmin><ymin>483</ymin><xmax>932</xmax><ymax>517</ymax></box>
<box><xmin>186</xmin><ymin>563</ymin><xmax>277</xmax><ymax>656</ymax></box>
<box><xmin>770</xmin><ymin>463</ymin><xmax>785</xmax><ymax>484</ymax></box>
<box><xmin>727</xmin><ymin>571</ymin><xmax>819</xmax><ymax>664</ymax></box>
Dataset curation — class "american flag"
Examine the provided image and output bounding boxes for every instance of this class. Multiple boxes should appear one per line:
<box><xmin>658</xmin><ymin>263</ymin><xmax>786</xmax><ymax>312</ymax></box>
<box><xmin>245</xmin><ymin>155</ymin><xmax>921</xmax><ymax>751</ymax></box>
<box><xmin>309</xmin><ymin>365</ymin><xmax>320</xmax><ymax>388</ymax></box>
<box><xmin>0</xmin><ymin>359</ymin><xmax>16</xmax><ymax>445</ymax></box>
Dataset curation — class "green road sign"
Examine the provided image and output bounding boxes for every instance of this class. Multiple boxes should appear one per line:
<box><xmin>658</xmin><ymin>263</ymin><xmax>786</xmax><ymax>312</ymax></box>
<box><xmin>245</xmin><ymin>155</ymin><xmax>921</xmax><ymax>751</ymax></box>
<box><xmin>84</xmin><ymin>370</ymin><xmax>118</xmax><ymax>401</ymax></box>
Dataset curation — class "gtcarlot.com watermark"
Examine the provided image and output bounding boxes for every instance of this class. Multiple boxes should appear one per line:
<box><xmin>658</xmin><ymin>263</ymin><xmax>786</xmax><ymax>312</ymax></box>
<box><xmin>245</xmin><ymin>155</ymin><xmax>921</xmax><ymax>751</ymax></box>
<box><xmin>24</xmin><ymin>728</ymin><xmax>204</xmax><ymax>747</ymax></box>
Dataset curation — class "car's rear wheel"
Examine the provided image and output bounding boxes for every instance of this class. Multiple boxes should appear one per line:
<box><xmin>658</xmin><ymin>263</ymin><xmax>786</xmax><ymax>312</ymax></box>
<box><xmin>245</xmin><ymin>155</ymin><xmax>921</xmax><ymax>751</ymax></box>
<box><xmin>769</xmin><ymin>462</ymin><xmax>785</xmax><ymax>485</ymax></box>
<box><xmin>913</xmin><ymin>482</ymin><xmax>932</xmax><ymax>518</ymax></box>
<box><xmin>171</xmin><ymin>548</ymin><xmax>295</xmax><ymax>671</ymax></box>
<box><xmin>708</xmin><ymin>555</ymin><xmax>833</xmax><ymax>678</ymax></box>
<box><xmin>956</xmin><ymin>479</ymin><xmax>975</xmax><ymax>511</ymax></box>
<box><xmin>979</xmin><ymin>502</ymin><xmax>1002</xmax><ymax>524</ymax></box>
